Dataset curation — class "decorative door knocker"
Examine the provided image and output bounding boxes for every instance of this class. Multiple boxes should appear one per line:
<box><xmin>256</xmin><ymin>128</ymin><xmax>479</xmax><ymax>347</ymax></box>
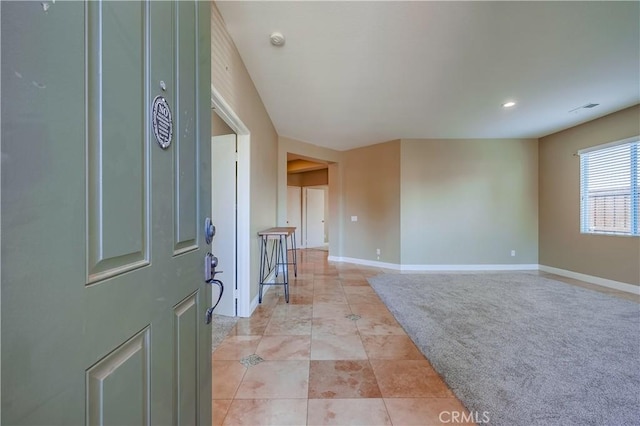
<box><xmin>152</xmin><ymin>95</ymin><xmax>173</xmax><ymax>149</ymax></box>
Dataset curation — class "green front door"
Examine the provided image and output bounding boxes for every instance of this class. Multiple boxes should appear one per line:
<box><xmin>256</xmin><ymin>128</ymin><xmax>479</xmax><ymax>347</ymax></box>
<box><xmin>1</xmin><ymin>1</ymin><xmax>212</xmax><ymax>424</ymax></box>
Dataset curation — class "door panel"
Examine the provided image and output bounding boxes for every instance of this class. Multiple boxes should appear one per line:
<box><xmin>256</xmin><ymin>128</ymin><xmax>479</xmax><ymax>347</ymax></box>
<box><xmin>87</xmin><ymin>1</ymin><xmax>150</xmax><ymax>282</ymax></box>
<box><xmin>1</xmin><ymin>1</ymin><xmax>212</xmax><ymax>424</ymax></box>
<box><xmin>211</xmin><ymin>134</ymin><xmax>237</xmax><ymax>317</ymax></box>
<box><xmin>173</xmin><ymin>0</ymin><xmax>199</xmax><ymax>254</ymax></box>
<box><xmin>86</xmin><ymin>327</ymin><xmax>150</xmax><ymax>426</ymax></box>
<box><xmin>173</xmin><ymin>292</ymin><xmax>199</xmax><ymax>426</ymax></box>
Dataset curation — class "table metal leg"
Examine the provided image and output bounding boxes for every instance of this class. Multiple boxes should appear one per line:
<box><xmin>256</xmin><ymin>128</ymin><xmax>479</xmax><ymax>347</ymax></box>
<box><xmin>258</xmin><ymin>235</ymin><xmax>266</xmax><ymax>303</ymax></box>
<box><xmin>269</xmin><ymin>238</ymin><xmax>278</xmax><ymax>277</ymax></box>
<box><xmin>290</xmin><ymin>232</ymin><xmax>297</xmax><ymax>277</ymax></box>
<box><xmin>280</xmin><ymin>234</ymin><xmax>289</xmax><ymax>303</ymax></box>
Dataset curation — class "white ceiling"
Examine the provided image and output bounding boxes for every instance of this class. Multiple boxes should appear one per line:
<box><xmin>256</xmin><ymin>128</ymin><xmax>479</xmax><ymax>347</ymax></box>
<box><xmin>216</xmin><ymin>1</ymin><xmax>640</xmax><ymax>151</ymax></box>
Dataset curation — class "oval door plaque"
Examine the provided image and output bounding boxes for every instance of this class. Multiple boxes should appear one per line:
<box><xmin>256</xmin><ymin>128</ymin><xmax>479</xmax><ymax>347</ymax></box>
<box><xmin>152</xmin><ymin>95</ymin><xmax>173</xmax><ymax>149</ymax></box>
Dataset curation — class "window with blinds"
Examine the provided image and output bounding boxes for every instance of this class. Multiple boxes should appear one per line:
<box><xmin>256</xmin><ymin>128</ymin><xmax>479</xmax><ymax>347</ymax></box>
<box><xmin>579</xmin><ymin>136</ymin><xmax>639</xmax><ymax>236</ymax></box>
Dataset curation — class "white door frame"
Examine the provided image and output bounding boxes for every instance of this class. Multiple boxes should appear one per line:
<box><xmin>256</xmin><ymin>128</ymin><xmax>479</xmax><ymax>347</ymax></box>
<box><xmin>211</xmin><ymin>86</ymin><xmax>252</xmax><ymax>317</ymax></box>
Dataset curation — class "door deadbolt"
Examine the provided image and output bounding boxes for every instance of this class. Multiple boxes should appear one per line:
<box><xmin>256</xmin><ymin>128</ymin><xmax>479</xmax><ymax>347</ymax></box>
<box><xmin>204</xmin><ymin>217</ymin><xmax>215</xmax><ymax>245</ymax></box>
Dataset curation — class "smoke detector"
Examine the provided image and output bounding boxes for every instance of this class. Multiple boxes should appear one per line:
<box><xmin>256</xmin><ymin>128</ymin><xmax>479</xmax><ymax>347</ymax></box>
<box><xmin>270</xmin><ymin>32</ymin><xmax>285</xmax><ymax>47</ymax></box>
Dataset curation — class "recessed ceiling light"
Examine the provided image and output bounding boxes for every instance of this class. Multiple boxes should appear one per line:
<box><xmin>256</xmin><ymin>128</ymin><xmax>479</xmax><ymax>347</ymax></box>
<box><xmin>270</xmin><ymin>32</ymin><xmax>285</xmax><ymax>47</ymax></box>
<box><xmin>502</xmin><ymin>101</ymin><xmax>516</xmax><ymax>108</ymax></box>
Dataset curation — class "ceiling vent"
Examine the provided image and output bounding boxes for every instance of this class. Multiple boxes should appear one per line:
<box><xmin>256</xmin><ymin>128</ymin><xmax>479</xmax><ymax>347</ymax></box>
<box><xmin>569</xmin><ymin>103</ymin><xmax>600</xmax><ymax>113</ymax></box>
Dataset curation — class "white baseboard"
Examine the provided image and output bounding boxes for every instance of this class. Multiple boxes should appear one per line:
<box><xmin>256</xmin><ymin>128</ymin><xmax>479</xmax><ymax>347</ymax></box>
<box><xmin>328</xmin><ymin>256</ymin><xmax>538</xmax><ymax>272</ymax></box>
<box><xmin>401</xmin><ymin>263</ymin><xmax>539</xmax><ymax>271</ymax></box>
<box><xmin>247</xmin><ymin>267</ymin><xmax>281</xmax><ymax>316</ymax></box>
<box><xmin>330</xmin><ymin>256</ymin><xmax>639</xmax><ymax>294</ymax></box>
<box><xmin>328</xmin><ymin>256</ymin><xmax>401</xmax><ymax>270</ymax></box>
<box><xmin>539</xmin><ymin>265</ymin><xmax>640</xmax><ymax>295</ymax></box>
<box><xmin>249</xmin><ymin>285</ymin><xmax>272</xmax><ymax>316</ymax></box>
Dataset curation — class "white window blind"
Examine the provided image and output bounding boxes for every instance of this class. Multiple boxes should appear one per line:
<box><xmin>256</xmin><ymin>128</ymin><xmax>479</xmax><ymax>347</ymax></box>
<box><xmin>579</xmin><ymin>137</ymin><xmax>639</xmax><ymax>236</ymax></box>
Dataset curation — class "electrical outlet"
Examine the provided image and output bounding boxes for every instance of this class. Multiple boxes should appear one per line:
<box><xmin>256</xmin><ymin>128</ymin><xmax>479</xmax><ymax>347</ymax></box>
<box><xmin>511</xmin><ymin>250</ymin><xmax>516</xmax><ymax>257</ymax></box>
<box><xmin>376</xmin><ymin>248</ymin><xmax>381</xmax><ymax>255</ymax></box>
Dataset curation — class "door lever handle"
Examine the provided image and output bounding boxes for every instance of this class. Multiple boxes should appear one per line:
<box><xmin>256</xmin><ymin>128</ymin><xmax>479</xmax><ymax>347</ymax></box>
<box><xmin>204</xmin><ymin>251</ymin><xmax>224</xmax><ymax>324</ymax></box>
<box><xmin>205</xmin><ymin>278</ymin><xmax>224</xmax><ymax>324</ymax></box>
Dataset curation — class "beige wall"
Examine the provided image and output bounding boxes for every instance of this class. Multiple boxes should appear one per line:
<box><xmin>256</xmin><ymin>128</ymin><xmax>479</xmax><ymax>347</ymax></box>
<box><xmin>213</xmin><ymin>0</ymin><xmax>637</xmax><ymax>287</ymax></box>
<box><xmin>343</xmin><ymin>140</ymin><xmax>402</xmax><ymax>264</ymax></box>
<box><xmin>211</xmin><ymin>3</ymin><xmax>279</xmax><ymax>301</ymax></box>
<box><xmin>287</xmin><ymin>169</ymin><xmax>328</xmax><ymax>187</ymax></box>
<box><xmin>539</xmin><ymin>105</ymin><xmax>640</xmax><ymax>285</ymax></box>
<box><xmin>400</xmin><ymin>139</ymin><xmax>539</xmax><ymax>265</ymax></box>
<box><xmin>328</xmin><ymin>162</ymin><xmax>344</xmax><ymax>256</ymax></box>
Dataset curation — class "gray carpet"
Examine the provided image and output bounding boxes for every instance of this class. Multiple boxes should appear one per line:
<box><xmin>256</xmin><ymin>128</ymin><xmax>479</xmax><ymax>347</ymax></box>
<box><xmin>368</xmin><ymin>273</ymin><xmax>640</xmax><ymax>426</ymax></box>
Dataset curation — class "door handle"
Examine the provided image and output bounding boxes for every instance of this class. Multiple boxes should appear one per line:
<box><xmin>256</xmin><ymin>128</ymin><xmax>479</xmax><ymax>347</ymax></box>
<box><xmin>205</xmin><ymin>278</ymin><xmax>224</xmax><ymax>324</ymax></box>
<box><xmin>204</xmin><ymin>252</ymin><xmax>224</xmax><ymax>324</ymax></box>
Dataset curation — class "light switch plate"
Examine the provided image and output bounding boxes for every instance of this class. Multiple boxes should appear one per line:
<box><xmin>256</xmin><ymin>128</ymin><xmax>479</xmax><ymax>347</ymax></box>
<box><xmin>351</xmin><ymin>216</ymin><xmax>358</xmax><ymax>222</ymax></box>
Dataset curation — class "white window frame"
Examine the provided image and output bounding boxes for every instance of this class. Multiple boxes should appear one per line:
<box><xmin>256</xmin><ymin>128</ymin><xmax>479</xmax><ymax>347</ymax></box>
<box><xmin>578</xmin><ymin>136</ymin><xmax>639</xmax><ymax>236</ymax></box>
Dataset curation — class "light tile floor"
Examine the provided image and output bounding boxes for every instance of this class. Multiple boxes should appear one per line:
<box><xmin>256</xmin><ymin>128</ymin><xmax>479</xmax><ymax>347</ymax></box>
<box><xmin>212</xmin><ymin>249</ymin><xmax>638</xmax><ymax>425</ymax></box>
<box><xmin>212</xmin><ymin>249</ymin><xmax>474</xmax><ymax>425</ymax></box>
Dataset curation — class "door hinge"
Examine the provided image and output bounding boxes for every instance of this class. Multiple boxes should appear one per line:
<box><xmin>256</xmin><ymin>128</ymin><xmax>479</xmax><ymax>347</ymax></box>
<box><xmin>235</xmin><ymin>152</ymin><xmax>239</xmax><ymax>162</ymax></box>
<box><xmin>233</xmin><ymin>289</ymin><xmax>239</xmax><ymax>299</ymax></box>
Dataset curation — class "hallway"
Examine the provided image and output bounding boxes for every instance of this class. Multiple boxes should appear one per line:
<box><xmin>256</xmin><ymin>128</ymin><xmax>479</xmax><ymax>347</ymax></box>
<box><xmin>211</xmin><ymin>249</ymin><xmax>472</xmax><ymax>425</ymax></box>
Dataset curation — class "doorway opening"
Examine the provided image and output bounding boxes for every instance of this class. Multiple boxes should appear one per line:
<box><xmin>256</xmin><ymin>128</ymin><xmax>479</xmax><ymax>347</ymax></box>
<box><xmin>211</xmin><ymin>87</ymin><xmax>252</xmax><ymax>317</ymax></box>
<box><xmin>304</xmin><ymin>187</ymin><xmax>328</xmax><ymax>250</ymax></box>
<box><xmin>286</xmin><ymin>154</ymin><xmax>329</xmax><ymax>250</ymax></box>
